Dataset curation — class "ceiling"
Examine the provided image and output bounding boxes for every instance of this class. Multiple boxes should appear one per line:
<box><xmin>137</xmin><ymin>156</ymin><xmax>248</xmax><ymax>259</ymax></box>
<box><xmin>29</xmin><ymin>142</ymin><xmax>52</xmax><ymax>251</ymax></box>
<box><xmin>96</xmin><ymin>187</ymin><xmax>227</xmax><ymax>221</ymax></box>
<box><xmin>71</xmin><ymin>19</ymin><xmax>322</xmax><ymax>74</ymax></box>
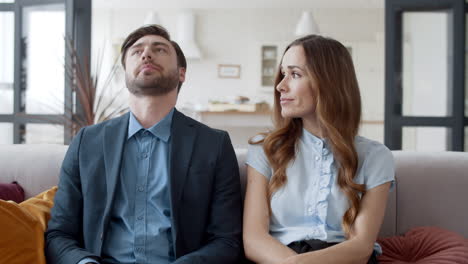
<box><xmin>93</xmin><ymin>0</ymin><xmax>384</xmax><ymax>9</ymax></box>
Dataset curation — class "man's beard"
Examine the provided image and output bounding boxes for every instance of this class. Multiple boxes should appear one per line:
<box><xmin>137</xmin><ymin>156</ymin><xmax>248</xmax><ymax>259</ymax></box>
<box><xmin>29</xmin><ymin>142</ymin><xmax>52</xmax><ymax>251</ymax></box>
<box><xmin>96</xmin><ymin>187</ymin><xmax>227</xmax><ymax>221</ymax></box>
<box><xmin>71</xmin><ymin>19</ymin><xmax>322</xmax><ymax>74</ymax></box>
<box><xmin>126</xmin><ymin>68</ymin><xmax>179</xmax><ymax>97</ymax></box>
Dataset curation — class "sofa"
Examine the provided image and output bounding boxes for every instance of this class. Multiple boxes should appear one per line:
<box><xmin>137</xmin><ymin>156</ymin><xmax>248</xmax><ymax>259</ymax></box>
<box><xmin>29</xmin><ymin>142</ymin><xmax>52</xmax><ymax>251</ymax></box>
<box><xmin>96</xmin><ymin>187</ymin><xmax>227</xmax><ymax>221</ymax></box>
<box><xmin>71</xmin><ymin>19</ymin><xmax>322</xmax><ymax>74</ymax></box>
<box><xmin>1</xmin><ymin>144</ymin><xmax>468</xmax><ymax>260</ymax></box>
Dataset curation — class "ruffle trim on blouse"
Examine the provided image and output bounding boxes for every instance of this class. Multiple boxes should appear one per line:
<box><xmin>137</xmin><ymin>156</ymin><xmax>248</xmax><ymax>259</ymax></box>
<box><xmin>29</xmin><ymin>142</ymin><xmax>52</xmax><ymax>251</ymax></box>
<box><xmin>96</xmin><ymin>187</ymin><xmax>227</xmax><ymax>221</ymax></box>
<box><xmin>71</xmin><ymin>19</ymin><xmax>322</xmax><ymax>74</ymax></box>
<box><xmin>316</xmin><ymin>151</ymin><xmax>335</xmax><ymax>228</ymax></box>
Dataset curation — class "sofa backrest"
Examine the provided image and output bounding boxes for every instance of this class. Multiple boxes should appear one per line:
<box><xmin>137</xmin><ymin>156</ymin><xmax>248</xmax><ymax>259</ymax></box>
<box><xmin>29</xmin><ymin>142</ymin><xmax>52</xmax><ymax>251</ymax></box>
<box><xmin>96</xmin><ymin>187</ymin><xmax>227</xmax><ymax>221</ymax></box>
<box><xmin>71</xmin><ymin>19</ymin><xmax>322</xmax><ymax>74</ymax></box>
<box><xmin>388</xmin><ymin>151</ymin><xmax>468</xmax><ymax>238</ymax></box>
<box><xmin>0</xmin><ymin>144</ymin><xmax>67</xmax><ymax>199</ymax></box>
<box><xmin>0</xmin><ymin>144</ymin><xmax>467</xmax><ymax>238</ymax></box>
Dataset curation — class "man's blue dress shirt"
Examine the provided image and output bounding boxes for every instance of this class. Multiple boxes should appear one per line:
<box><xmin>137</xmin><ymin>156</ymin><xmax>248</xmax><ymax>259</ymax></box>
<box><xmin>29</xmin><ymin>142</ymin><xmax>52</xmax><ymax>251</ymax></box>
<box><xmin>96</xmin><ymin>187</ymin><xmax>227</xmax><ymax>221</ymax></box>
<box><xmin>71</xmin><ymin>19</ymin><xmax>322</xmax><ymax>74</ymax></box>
<box><xmin>79</xmin><ymin>109</ymin><xmax>174</xmax><ymax>264</ymax></box>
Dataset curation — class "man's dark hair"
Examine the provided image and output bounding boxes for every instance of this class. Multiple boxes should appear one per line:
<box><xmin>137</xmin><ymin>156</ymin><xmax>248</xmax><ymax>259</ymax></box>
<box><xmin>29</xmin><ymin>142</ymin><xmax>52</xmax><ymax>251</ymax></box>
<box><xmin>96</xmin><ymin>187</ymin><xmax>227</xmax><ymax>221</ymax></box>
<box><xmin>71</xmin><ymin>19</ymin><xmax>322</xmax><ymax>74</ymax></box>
<box><xmin>120</xmin><ymin>24</ymin><xmax>187</xmax><ymax>91</ymax></box>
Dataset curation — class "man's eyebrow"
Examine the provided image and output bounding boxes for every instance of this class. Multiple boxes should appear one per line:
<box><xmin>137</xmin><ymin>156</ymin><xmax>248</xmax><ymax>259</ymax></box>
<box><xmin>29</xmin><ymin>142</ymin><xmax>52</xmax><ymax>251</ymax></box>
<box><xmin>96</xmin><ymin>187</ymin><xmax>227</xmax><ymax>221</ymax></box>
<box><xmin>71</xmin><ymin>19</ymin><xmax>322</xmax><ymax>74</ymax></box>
<box><xmin>130</xmin><ymin>41</ymin><xmax>170</xmax><ymax>50</ymax></box>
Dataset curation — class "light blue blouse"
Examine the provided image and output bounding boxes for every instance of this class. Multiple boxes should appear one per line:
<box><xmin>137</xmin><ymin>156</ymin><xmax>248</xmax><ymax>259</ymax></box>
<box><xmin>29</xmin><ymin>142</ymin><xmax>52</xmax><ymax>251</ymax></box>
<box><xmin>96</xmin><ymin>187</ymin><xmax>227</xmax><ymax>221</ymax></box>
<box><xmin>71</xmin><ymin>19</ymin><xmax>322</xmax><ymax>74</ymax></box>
<box><xmin>246</xmin><ymin>129</ymin><xmax>395</xmax><ymax>254</ymax></box>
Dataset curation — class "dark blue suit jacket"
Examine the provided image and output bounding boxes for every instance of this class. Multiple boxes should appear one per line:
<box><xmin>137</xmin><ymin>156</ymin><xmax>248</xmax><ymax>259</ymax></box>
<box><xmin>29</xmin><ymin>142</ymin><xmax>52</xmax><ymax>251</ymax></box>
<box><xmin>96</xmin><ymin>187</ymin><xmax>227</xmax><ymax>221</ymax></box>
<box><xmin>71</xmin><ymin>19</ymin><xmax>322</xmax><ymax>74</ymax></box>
<box><xmin>45</xmin><ymin>109</ymin><xmax>243</xmax><ymax>264</ymax></box>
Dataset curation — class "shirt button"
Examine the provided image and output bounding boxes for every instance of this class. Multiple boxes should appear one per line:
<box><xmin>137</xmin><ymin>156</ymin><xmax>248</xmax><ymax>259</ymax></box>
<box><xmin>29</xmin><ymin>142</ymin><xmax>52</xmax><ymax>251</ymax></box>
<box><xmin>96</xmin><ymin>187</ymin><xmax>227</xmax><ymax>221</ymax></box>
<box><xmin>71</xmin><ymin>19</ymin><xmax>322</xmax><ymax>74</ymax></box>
<box><xmin>138</xmin><ymin>186</ymin><xmax>144</xmax><ymax>192</ymax></box>
<box><xmin>137</xmin><ymin>216</ymin><xmax>143</xmax><ymax>220</ymax></box>
<box><xmin>315</xmin><ymin>156</ymin><xmax>320</xmax><ymax>161</ymax></box>
<box><xmin>136</xmin><ymin>247</ymin><xmax>144</xmax><ymax>253</ymax></box>
<box><xmin>142</xmin><ymin>153</ymin><xmax>148</xmax><ymax>159</ymax></box>
<box><xmin>307</xmin><ymin>207</ymin><xmax>313</xmax><ymax>213</ymax></box>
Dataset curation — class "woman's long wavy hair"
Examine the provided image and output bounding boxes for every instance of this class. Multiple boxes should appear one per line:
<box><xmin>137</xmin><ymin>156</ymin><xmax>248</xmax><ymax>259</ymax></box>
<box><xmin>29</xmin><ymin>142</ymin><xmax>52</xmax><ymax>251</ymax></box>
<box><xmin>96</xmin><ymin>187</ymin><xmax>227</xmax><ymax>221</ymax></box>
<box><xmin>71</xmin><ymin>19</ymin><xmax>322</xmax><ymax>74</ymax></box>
<box><xmin>250</xmin><ymin>35</ymin><xmax>365</xmax><ymax>237</ymax></box>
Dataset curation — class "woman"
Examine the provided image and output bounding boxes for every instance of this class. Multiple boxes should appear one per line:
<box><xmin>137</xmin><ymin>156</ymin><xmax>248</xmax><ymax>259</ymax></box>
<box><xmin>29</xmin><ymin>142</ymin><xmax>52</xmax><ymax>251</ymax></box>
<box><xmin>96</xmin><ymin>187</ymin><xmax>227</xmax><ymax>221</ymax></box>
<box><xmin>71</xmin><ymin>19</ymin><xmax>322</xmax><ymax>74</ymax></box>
<box><xmin>243</xmin><ymin>35</ymin><xmax>394</xmax><ymax>264</ymax></box>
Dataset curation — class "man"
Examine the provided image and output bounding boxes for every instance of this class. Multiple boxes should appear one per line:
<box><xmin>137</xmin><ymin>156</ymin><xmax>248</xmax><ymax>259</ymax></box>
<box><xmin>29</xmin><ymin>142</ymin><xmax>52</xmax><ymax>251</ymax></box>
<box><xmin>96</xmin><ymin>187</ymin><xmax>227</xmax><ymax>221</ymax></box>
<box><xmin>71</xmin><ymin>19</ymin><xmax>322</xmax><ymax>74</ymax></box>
<box><xmin>45</xmin><ymin>25</ymin><xmax>243</xmax><ymax>264</ymax></box>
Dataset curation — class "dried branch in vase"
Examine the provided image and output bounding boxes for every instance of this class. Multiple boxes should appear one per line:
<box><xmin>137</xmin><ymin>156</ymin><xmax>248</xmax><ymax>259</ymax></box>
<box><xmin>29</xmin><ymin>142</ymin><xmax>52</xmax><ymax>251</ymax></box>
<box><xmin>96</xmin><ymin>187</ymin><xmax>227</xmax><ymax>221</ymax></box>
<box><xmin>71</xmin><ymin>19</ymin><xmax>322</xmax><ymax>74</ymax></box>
<box><xmin>66</xmin><ymin>39</ymin><xmax>128</xmax><ymax>135</ymax></box>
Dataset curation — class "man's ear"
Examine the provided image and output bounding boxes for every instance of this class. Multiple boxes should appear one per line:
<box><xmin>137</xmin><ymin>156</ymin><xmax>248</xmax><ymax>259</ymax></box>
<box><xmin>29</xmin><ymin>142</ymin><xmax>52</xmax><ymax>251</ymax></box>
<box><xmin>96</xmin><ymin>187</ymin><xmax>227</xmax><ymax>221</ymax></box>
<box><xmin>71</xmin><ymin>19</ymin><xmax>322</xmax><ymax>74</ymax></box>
<box><xmin>179</xmin><ymin>67</ymin><xmax>186</xmax><ymax>83</ymax></box>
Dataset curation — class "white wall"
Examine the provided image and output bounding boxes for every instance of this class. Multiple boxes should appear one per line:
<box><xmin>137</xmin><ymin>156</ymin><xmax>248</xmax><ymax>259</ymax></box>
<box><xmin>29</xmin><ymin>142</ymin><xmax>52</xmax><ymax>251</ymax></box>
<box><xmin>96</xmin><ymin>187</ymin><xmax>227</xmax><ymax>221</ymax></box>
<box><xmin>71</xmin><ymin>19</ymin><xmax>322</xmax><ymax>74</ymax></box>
<box><xmin>92</xmin><ymin>8</ymin><xmax>386</xmax><ymax>146</ymax></box>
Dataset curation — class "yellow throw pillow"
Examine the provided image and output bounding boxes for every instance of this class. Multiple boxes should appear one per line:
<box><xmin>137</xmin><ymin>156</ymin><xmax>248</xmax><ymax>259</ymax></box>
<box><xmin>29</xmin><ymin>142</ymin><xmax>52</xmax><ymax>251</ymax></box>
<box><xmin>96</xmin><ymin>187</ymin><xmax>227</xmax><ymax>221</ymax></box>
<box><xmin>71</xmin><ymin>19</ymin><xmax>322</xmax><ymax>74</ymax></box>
<box><xmin>0</xmin><ymin>186</ymin><xmax>57</xmax><ymax>264</ymax></box>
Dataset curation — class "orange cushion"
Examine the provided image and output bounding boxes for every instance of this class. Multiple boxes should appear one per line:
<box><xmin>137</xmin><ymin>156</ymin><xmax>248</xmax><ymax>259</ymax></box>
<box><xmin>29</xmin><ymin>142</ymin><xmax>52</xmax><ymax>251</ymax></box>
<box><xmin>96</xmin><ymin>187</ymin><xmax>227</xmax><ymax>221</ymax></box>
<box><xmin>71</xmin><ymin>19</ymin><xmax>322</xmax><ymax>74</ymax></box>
<box><xmin>378</xmin><ymin>226</ymin><xmax>468</xmax><ymax>263</ymax></box>
<box><xmin>0</xmin><ymin>186</ymin><xmax>57</xmax><ymax>264</ymax></box>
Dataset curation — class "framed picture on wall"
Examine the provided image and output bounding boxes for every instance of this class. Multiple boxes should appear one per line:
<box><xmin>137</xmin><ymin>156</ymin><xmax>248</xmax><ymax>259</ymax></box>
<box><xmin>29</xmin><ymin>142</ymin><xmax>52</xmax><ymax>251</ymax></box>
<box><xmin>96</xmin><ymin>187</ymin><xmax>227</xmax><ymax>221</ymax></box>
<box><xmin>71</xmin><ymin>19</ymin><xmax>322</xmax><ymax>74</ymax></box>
<box><xmin>218</xmin><ymin>64</ymin><xmax>241</xmax><ymax>78</ymax></box>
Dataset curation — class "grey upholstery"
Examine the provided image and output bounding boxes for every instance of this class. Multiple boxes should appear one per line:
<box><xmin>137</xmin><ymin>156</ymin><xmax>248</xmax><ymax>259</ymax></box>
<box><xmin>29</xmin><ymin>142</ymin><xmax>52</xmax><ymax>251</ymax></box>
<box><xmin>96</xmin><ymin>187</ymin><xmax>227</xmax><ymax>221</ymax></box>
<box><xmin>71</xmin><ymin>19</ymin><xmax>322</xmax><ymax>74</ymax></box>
<box><xmin>390</xmin><ymin>151</ymin><xmax>468</xmax><ymax>238</ymax></box>
<box><xmin>0</xmin><ymin>144</ymin><xmax>67</xmax><ymax>199</ymax></box>
<box><xmin>0</xmin><ymin>144</ymin><xmax>467</xmax><ymax>238</ymax></box>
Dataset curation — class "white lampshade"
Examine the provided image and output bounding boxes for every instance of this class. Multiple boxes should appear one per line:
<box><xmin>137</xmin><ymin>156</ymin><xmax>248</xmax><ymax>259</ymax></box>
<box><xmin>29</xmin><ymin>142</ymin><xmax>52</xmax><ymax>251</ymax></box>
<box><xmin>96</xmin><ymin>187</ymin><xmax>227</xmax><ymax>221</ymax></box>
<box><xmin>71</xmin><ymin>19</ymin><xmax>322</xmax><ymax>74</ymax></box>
<box><xmin>176</xmin><ymin>11</ymin><xmax>202</xmax><ymax>59</ymax></box>
<box><xmin>295</xmin><ymin>11</ymin><xmax>319</xmax><ymax>36</ymax></box>
<box><xmin>143</xmin><ymin>11</ymin><xmax>161</xmax><ymax>25</ymax></box>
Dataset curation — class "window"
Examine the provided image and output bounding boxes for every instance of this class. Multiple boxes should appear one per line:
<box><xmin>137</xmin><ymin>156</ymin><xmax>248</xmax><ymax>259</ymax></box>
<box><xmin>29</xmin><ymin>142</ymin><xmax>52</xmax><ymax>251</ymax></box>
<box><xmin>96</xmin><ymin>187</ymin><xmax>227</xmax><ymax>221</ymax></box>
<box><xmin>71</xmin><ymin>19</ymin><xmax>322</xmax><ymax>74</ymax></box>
<box><xmin>0</xmin><ymin>0</ymin><xmax>91</xmax><ymax>144</ymax></box>
<box><xmin>385</xmin><ymin>0</ymin><xmax>466</xmax><ymax>151</ymax></box>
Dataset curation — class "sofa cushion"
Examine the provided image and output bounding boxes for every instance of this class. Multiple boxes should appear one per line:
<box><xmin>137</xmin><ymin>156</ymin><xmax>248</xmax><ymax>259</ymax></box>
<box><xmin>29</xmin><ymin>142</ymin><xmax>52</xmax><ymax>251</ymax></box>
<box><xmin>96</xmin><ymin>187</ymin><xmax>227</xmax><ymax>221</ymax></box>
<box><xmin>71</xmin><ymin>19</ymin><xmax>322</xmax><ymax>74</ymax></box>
<box><xmin>0</xmin><ymin>181</ymin><xmax>25</xmax><ymax>203</ymax></box>
<box><xmin>377</xmin><ymin>226</ymin><xmax>468</xmax><ymax>263</ymax></box>
<box><xmin>0</xmin><ymin>144</ymin><xmax>67</xmax><ymax>199</ymax></box>
<box><xmin>392</xmin><ymin>151</ymin><xmax>468</xmax><ymax>238</ymax></box>
<box><xmin>0</xmin><ymin>186</ymin><xmax>57</xmax><ymax>264</ymax></box>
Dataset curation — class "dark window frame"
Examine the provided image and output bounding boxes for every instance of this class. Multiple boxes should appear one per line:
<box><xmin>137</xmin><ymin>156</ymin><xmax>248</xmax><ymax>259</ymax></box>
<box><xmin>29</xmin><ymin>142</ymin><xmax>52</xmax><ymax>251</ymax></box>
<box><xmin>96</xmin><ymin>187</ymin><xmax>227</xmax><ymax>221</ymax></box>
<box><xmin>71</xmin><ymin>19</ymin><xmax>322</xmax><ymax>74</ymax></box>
<box><xmin>0</xmin><ymin>0</ymin><xmax>91</xmax><ymax>144</ymax></box>
<box><xmin>384</xmin><ymin>0</ymin><xmax>466</xmax><ymax>151</ymax></box>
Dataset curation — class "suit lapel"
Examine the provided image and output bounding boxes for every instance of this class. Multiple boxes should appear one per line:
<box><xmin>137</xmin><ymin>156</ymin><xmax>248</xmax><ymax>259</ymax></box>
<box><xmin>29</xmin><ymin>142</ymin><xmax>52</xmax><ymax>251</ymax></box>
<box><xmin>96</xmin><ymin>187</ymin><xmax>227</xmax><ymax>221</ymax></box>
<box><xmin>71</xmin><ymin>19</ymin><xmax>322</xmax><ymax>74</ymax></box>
<box><xmin>102</xmin><ymin>113</ymin><xmax>129</xmax><ymax>227</ymax></box>
<box><xmin>169</xmin><ymin>109</ymin><xmax>196</xmax><ymax>246</ymax></box>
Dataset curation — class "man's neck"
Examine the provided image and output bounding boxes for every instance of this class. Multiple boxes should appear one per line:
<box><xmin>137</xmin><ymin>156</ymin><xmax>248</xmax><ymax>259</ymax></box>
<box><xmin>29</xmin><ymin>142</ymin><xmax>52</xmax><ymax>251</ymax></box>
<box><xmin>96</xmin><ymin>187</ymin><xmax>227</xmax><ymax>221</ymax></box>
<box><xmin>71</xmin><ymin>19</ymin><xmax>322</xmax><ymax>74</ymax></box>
<box><xmin>128</xmin><ymin>89</ymin><xmax>177</xmax><ymax>129</ymax></box>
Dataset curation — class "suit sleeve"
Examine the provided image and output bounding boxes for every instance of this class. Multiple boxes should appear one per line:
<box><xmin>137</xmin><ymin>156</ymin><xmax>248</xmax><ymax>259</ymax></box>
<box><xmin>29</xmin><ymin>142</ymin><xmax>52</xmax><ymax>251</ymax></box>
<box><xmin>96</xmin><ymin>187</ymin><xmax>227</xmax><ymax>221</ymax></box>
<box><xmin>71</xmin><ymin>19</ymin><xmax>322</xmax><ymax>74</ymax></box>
<box><xmin>173</xmin><ymin>131</ymin><xmax>243</xmax><ymax>264</ymax></box>
<box><xmin>45</xmin><ymin>128</ymin><xmax>101</xmax><ymax>264</ymax></box>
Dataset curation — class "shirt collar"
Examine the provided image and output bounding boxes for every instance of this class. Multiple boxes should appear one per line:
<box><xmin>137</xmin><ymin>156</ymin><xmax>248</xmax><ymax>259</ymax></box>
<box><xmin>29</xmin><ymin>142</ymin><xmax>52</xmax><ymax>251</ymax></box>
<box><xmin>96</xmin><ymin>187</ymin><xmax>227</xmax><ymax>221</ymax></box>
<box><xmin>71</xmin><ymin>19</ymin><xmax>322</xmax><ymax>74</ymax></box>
<box><xmin>127</xmin><ymin>108</ymin><xmax>174</xmax><ymax>142</ymax></box>
<box><xmin>302</xmin><ymin>128</ymin><xmax>327</xmax><ymax>150</ymax></box>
